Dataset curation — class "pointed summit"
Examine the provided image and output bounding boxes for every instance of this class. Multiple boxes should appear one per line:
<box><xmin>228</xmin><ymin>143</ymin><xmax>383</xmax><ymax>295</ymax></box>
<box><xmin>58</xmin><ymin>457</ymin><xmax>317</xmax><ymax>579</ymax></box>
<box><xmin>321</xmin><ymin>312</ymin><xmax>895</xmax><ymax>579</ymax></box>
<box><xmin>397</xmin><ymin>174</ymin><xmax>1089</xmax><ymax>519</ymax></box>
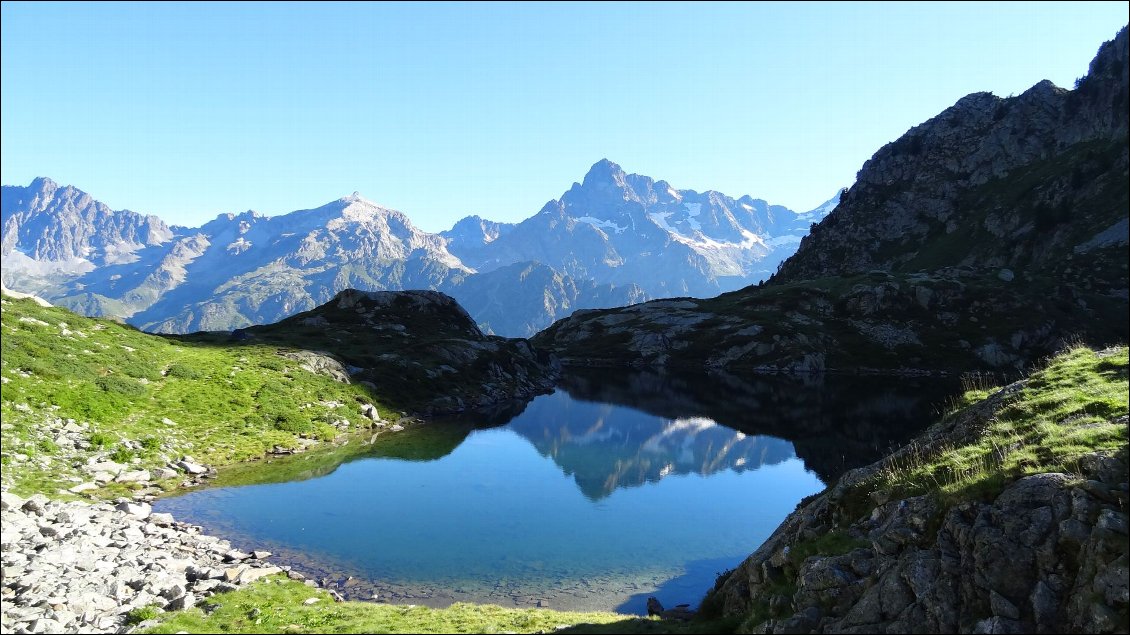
<box><xmin>28</xmin><ymin>176</ymin><xmax>58</xmax><ymax>192</ymax></box>
<box><xmin>581</xmin><ymin>159</ymin><xmax>627</xmax><ymax>189</ymax></box>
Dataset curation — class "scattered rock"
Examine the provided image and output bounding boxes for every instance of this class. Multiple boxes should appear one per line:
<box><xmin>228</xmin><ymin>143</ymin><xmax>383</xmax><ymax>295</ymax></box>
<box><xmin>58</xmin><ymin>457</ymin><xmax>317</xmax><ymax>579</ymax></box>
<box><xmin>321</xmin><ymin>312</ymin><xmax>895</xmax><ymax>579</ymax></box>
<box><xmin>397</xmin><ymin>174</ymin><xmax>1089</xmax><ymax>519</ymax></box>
<box><xmin>1</xmin><ymin>494</ymin><xmax>299</xmax><ymax>634</ymax></box>
<box><xmin>178</xmin><ymin>460</ymin><xmax>208</xmax><ymax>475</ymax></box>
<box><xmin>115</xmin><ymin>501</ymin><xmax>152</xmax><ymax>519</ymax></box>
<box><xmin>360</xmin><ymin>404</ymin><xmax>381</xmax><ymax>422</ymax></box>
<box><xmin>114</xmin><ymin>469</ymin><xmax>151</xmax><ymax>483</ymax></box>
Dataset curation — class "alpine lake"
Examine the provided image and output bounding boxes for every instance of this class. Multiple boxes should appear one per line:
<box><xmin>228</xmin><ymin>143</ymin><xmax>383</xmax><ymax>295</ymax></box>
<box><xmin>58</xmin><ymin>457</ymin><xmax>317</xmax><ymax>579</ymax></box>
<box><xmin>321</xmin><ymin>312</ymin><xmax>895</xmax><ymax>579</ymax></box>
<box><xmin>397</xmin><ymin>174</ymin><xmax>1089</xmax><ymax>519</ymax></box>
<box><xmin>155</xmin><ymin>368</ymin><xmax>960</xmax><ymax>614</ymax></box>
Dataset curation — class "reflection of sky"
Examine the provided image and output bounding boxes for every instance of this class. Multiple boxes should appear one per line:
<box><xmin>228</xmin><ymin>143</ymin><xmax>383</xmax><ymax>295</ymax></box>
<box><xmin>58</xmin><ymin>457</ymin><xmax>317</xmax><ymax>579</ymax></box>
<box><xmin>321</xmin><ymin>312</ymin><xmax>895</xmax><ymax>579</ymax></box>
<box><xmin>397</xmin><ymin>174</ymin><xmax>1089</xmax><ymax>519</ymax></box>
<box><xmin>156</xmin><ymin>389</ymin><xmax>824</xmax><ymax>612</ymax></box>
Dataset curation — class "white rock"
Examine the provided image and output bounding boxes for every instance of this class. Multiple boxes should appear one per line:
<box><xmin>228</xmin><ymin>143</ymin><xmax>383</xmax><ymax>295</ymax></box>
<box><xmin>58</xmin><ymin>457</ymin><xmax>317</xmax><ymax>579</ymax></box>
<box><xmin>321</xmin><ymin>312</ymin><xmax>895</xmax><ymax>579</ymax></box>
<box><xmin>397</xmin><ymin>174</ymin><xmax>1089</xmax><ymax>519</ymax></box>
<box><xmin>0</xmin><ymin>491</ymin><xmax>25</xmax><ymax>510</ymax></box>
<box><xmin>114</xmin><ymin>501</ymin><xmax>152</xmax><ymax>519</ymax></box>
<box><xmin>114</xmin><ymin>470</ymin><xmax>151</xmax><ymax>483</ymax></box>
<box><xmin>85</xmin><ymin>461</ymin><xmax>126</xmax><ymax>475</ymax></box>
<box><xmin>360</xmin><ymin>403</ymin><xmax>382</xmax><ymax>422</ymax></box>
<box><xmin>178</xmin><ymin>461</ymin><xmax>208</xmax><ymax>475</ymax></box>
<box><xmin>149</xmin><ymin>512</ymin><xmax>176</xmax><ymax>526</ymax></box>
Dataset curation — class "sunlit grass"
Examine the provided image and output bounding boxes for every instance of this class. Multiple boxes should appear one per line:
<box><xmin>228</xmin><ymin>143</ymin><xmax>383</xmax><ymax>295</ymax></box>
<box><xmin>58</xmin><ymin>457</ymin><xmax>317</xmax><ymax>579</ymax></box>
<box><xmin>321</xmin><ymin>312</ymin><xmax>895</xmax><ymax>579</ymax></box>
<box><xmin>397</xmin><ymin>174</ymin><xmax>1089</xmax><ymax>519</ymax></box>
<box><xmin>876</xmin><ymin>345</ymin><xmax>1128</xmax><ymax>502</ymax></box>
<box><xmin>0</xmin><ymin>294</ymin><xmax>393</xmax><ymax>497</ymax></box>
<box><xmin>141</xmin><ymin>576</ymin><xmax>726</xmax><ymax>634</ymax></box>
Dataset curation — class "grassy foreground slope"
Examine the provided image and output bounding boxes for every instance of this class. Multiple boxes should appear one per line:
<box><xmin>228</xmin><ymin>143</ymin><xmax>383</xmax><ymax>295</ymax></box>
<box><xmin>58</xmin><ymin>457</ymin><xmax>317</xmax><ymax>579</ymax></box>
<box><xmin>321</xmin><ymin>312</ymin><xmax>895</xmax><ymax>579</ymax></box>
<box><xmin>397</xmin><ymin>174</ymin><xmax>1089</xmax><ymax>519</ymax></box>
<box><xmin>0</xmin><ymin>293</ymin><xmax>393</xmax><ymax>497</ymax></box>
<box><xmin>705</xmin><ymin>345</ymin><xmax>1128</xmax><ymax>633</ymax></box>
<box><xmin>139</xmin><ymin>576</ymin><xmax>697</xmax><ymax>634</ymax></box>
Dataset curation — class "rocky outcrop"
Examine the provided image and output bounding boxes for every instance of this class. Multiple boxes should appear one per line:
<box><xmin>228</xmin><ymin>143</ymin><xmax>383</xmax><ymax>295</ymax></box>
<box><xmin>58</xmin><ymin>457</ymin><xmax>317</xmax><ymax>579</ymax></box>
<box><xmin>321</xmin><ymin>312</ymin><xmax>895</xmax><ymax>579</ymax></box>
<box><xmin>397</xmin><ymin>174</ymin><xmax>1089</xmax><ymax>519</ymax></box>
<box><xmin>710</xmin><ymin>459</ymin><xmax>1128</xmax><ymax>634</ymax></box>
<box><xmin>775</xmin><ymin>27</ymin><xmax>1128</xmax><ymax>283</ymax></box>
<box><xmin>1</xmin><ymin>492</ymin><xmax>304</xmax><ymax>634</ymax></box>
<box><xmin>534</xmin><ymin>27</ymin><xmax>1129</xmax><ymax>375</ymax></box>
<box><xmin>704</xmin><ymin>352</ymin><xmax>1129</xmax><ymax>634</ymax></box>
<box><xmin>534</xmin><ymin>268</ymin><xmax>1099</xmax><ymax>374</ymax></box>
<box><xmin>236</xmin><ymin>289</ymin><xmax>559</xmax><ymax>414</ymax></box>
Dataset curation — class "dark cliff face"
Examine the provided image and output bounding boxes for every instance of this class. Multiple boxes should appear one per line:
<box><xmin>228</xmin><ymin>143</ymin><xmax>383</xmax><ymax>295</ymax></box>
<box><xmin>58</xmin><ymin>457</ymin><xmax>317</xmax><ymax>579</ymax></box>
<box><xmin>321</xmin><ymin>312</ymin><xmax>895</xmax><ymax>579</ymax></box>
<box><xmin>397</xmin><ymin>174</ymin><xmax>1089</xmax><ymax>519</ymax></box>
<box><xmin>774</xmin><ymin>26</ymin><xmax>1128</xmax><ymax>284</ymax></box>
<box><xmin>703</xmin><ymin>347</ymin><xmax>1128</xmax><ymax>634</ymax></box>
<box><xmin>534</xmin><ymin>27</ymin><xmax>1129</xmax><ymax>375</ymax></box>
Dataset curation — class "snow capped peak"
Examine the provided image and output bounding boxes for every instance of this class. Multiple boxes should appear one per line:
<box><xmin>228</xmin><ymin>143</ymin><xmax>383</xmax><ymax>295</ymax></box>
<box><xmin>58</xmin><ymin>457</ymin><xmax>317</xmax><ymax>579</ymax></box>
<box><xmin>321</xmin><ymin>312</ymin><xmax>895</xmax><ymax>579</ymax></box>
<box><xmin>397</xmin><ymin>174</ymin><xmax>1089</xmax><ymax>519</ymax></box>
<box><xmin>336</xmin><ymin>193</ymin><xmax>399</xmax><ymax>221</ymax></box>
<box><xmin>340</xmin><ymin>191</ymin><xmax>372</xmax><ymax>204</ymax></box>
<box><xmin>802</xmin><ymin>190</ymin><xmax>843</xmax><ymax>217</ymax></box>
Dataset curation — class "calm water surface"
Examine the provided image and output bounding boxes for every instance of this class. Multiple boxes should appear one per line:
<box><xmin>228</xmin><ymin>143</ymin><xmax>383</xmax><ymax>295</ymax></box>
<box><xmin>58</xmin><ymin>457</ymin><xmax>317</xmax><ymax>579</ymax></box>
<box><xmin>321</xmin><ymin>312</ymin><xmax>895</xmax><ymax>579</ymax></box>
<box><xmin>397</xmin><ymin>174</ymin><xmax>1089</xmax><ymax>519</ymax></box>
<box><xmin>156</xmin><ymin>369</ymin><xmax>957</xmax><ymax>613</ymax></box>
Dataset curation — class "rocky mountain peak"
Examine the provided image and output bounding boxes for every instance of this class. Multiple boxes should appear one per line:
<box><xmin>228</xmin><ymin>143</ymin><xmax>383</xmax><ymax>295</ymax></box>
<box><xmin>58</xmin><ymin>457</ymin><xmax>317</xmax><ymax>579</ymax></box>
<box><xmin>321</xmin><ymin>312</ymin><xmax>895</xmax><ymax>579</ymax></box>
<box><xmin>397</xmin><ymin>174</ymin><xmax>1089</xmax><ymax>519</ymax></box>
<box><xmin>581</xmin><ymin>158</ymin><xmax>628</xmax><ymax>190</ymax></box>
<box><xmin>1084</xmin><ymin>25</ymin><xmax>1128</xmax><ymax>85</ymax></box>
<box><xmin>1</xmin><ymin>178</ymin><xmax>174</xmax><ymax>265</ymax></box>
<box><xmin>27</xmin><ymin>176</ymin><xmax>58</xmax><ymax>193</ymax></box>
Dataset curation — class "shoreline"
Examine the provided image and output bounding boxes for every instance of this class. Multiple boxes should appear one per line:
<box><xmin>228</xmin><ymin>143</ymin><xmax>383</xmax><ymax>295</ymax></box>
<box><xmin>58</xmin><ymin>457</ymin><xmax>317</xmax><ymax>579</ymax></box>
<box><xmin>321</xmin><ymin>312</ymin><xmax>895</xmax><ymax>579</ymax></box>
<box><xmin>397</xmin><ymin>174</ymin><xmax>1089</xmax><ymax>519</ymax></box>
<box><xmin>0</xmin><ymin>492</ymin><xmax>312</xmax><ymax>634</ymax></box>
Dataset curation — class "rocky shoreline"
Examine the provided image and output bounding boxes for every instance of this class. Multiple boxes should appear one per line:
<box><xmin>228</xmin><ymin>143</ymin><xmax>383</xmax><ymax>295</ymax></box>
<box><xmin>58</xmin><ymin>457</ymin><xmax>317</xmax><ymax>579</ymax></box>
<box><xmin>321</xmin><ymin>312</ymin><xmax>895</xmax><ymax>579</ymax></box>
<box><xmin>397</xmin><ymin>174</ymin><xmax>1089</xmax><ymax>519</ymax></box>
<box><xmin>0</xmin><ymin>491</ymin><xmax>320</xmax><ymax>634</ymax></box>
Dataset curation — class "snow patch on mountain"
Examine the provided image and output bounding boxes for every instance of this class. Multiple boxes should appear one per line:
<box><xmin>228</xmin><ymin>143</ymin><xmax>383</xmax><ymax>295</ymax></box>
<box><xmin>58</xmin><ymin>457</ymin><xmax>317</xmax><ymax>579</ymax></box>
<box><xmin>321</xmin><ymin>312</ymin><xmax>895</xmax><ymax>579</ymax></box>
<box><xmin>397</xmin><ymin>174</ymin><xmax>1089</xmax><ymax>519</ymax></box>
<box><xmin>575</xmin><ymin>216</ymin><xmax>627</xmax><ymax>234</ymax></box>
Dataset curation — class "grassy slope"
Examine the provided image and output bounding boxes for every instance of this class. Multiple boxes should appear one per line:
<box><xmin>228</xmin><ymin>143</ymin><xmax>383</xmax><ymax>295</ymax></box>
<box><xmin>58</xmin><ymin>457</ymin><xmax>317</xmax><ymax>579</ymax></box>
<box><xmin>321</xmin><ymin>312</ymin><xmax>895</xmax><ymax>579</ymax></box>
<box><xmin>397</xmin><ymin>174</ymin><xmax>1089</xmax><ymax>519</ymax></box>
<box><xmin>140</xmin><ymin>576</ymin><xmax>729</xmax><ymax>634</ymax></box>
<box><xmin>700</xmin><ymin>344</ymin><xmax>1128</xmax><ymax>629</ymax></box>
<box><xmin>0</xmin><ymin>293</ymin><xmax>394</xmax><ymax>497</ymax></box>
<box><xmin>874</xmin><ymin>344</ymin><xmax>1128</xmax><ymax>503</ymax></box>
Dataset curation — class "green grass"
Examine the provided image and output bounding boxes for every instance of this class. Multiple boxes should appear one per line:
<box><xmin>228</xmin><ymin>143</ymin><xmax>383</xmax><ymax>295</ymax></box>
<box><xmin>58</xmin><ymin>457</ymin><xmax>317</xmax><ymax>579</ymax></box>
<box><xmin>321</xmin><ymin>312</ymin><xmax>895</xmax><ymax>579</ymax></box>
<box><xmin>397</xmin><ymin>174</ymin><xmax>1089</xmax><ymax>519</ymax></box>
<box><xmin>876</xmin><ymin>345</ymin><xmax>1128</xmax><ymax>503</ymax></box>
<box><xmin>140</xmin><ymin>576</ymin><xmax>728</xmax><ymax>634</ymax></box>
<box><xmin>785</xmin><ymin>531</ymin><xmax>869</xmax><ymax>570</ymax></box>
<box><xmin>207</xmin><ymin>422</ymin><xmax>479</xmax><ymax>489</ymax></box>
<box><xmin>0</xmin><ymin>294</ymin><xmax>394</xmax><ymax>498</ymax></box>
<box><xmin>126</xmin><ymin>604</ymin><xmax>164</xmax><ymax>626</ymax></box>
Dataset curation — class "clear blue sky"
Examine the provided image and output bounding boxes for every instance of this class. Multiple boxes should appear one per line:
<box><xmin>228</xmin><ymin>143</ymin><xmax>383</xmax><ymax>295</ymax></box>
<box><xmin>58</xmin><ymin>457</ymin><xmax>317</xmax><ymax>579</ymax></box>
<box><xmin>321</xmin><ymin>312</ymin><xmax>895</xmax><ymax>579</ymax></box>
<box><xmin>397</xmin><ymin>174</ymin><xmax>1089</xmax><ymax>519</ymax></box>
<box><xmin>2</xmin><ymin>2</ymin><xmax>1126</xmax><ymax>231</ymax></box>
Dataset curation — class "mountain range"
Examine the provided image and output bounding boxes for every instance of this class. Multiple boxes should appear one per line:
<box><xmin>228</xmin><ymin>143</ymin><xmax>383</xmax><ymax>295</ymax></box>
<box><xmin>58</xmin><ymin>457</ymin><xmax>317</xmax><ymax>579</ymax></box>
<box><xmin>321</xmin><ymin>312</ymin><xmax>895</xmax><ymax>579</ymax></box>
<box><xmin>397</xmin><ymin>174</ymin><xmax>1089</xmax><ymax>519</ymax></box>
<box><xmin>0</xmin><ymin>163</ymin><xmax>834</xmax><ymax>336</ymax></box>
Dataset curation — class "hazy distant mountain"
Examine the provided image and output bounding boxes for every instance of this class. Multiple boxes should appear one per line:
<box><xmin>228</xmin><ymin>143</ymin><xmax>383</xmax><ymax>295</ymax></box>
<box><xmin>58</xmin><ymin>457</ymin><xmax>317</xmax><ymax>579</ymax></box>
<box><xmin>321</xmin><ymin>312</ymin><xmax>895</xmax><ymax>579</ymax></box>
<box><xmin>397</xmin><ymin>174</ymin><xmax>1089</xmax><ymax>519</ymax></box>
<box><xmin>439</xmin><ymin>215</ymin><xmax>516</xmax><ymax>265</ymax></box>
<box><xmin>1</xmin><ymin>177</ymin><xmax>174</xmax><ymax>288</ymax></box>
<box><xmin>1</xmin><ymin>164</ymin><xmax>832</xmax><ymax>336</ymax></box>
<box><xmin>451</xmin><ymin>159</ymin><xmax>836</xmax><ymax>297</ymax></box>
<box><xmin>445</xmin><ymin>261</ymin><xmax>647</xmax><ymax>337</ymax></box>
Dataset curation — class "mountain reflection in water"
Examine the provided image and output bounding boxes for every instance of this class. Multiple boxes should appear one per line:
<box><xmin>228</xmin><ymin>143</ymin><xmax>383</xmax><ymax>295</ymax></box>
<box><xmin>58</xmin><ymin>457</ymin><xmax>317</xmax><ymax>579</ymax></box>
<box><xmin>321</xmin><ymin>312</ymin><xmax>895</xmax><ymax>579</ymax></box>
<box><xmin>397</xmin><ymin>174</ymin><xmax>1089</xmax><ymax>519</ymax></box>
<box><xmin>503</xmin><ymin>367</ymin><xmax>959</xmax><ymax>497</ymax></box>
<box><xmin>157</xmin><ymin>367</ymin><xmax>959</xmax><ymax>614</ymax></box>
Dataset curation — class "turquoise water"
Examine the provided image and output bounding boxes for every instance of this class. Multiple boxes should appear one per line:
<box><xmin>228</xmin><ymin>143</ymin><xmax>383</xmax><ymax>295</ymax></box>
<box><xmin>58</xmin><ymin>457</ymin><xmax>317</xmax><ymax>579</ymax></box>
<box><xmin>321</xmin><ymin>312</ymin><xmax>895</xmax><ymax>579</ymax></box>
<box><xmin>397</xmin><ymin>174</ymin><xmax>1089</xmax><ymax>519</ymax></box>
<box><xmin>156</xmin><ymin>370</ymin><xmax>956</xmax><ymax>613</ymax></box>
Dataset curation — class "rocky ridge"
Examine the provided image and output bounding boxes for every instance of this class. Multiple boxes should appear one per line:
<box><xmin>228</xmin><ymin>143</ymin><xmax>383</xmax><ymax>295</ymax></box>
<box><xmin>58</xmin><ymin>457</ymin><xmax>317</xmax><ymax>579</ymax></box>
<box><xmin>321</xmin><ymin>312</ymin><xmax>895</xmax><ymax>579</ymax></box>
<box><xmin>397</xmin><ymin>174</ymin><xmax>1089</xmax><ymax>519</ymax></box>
<box><xmin>777</xmin><ymin>26</ymin><xmax>1129</xmax><ymax>283</ymax></box>
<box><xmin>232</xmin><ymin>288</ymin><xmax>560</xmax><ymax>414</ymax></box>
<box><xmin>534</xmin><ymin>27</ymin><xmax>1129</xmax><ymax>375</ymax></box>
<box><xmin>704</xmin><ymin>347</ymin><xmax>1129</xmax><ymax>634</ymax></box>
<box><xmin>1</xmin><ymin>491</ymin><xmax>310</xmax><ymax>634</ymax></box>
